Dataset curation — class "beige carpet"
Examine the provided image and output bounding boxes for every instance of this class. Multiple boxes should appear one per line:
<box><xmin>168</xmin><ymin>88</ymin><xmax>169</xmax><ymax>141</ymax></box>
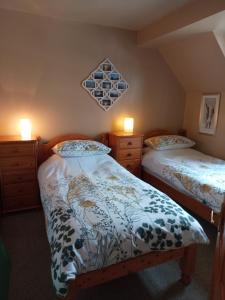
<box><xmin>1</xmin><ymin>210</ymin><xmax>216</xmax><ymax>300</ymax></box>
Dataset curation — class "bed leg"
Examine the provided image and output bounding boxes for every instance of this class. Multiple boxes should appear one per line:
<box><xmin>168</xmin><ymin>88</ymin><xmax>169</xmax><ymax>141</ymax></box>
<box><xmin>180</xmin><ymin>245</ymin><xmax>197</xmax><ymax>285</ymax></box>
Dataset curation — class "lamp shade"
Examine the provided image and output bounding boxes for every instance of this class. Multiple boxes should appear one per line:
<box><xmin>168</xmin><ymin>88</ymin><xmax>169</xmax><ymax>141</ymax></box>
<box><xmin>124</xmin><ymin>117</ymin><xmax>134</xmax><ymax>133</ymax></box>
<box><xmin>20</xmin><ymin>119</ymin><xmax>32</xmax><ymax>140</ymax></box>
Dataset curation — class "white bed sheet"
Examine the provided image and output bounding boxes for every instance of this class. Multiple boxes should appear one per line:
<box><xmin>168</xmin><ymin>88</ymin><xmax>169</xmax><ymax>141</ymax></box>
<box><xmin>142</xmin><ymin>147</ymin><xmax>225</xmax><ymax>213</ymax></box>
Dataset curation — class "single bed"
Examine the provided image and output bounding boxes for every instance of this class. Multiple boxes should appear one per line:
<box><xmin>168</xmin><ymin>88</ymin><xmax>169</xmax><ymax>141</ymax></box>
<box><xmin>38</xmin><ymin>134</ymin><xmax>208</xmax><ymax>300</ymax></box>
<box><xmin>141</xmin><ymin>130</ymin><xmax>225</xmax><ymax>299</ymax></box>
<box><xmin>142</xmin><ymin>130</ymin><xmax>225</xmax><ymax>227</ymax></box>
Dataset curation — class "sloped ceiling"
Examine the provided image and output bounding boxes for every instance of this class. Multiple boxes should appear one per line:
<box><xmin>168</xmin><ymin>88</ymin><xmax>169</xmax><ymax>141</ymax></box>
<box><xmin>137</xmin><ymin>0</ymin><xmax>225</xmax><ymax>92</ymax></box>
<box><xmin>214</xmin><ymin>31</ymin><xmax>225</xmax><ymax>58</ymax></box>
<box><xmin>159</xmin><ymin>32</ymin><xmax>225</xmax><ymax>91</ymax></box>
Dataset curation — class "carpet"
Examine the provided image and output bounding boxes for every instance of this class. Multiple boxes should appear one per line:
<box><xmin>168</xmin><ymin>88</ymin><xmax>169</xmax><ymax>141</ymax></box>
<box><xmin>1</xmin><ymin>210</ymin><xmax>216</xmax><ymax>300</ymax></box>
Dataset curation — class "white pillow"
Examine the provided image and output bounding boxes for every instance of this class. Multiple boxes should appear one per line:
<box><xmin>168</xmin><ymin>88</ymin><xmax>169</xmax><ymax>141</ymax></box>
<box><xmin>52</xmin><ymin>140</ymin><xmax>111</xmax><ymax>157</ymax></box>
<box><xmin>144</xmin><ymin>135</ymin><xmax>195</xmax><ymax>151</ymax></box>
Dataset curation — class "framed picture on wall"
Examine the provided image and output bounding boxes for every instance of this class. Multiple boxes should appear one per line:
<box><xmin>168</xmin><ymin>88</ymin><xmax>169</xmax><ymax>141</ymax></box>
<box><xmin>82</xmin><ymin>58</ymin><xmax>129</xmax><ymax>111</ymax></box>
<box><xmin>199</xmin><ymin>94</ymin><xmax>220</xmax><ymax>135</ymax></box>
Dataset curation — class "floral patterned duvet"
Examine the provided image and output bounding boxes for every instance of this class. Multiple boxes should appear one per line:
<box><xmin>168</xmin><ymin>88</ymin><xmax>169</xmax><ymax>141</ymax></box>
<box><xmin>142</xmin><ymin>148</ymin><xmax>225</xmax><ymax>213</ymax></box>
<box><xmin>38</xmin><ymin>154</ymin><xmax>208</xmax><ymax>297</ymax></box>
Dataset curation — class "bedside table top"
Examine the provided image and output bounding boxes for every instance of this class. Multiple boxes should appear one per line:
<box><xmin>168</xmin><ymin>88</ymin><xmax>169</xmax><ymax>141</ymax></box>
<box><xmin>110</xmin><ymin>132</ymin><xmax>144</xmax><ymax>137</ymax></box>
<box><xmin>0</xmin><ymin>136</ymin><xmax>37</xmax><ymax>143</ymax></box>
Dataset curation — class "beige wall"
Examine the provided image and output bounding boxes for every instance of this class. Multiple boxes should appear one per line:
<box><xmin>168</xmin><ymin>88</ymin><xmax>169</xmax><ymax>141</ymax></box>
<box><xmin>183</xmin><ymin>91</ymin><xmax>225</xmax><ymax>160</ymax></box>
<box><xmin>0</xmin><ymin>9</ymin><xmax>185</xmax><ymax>139</ymax></box>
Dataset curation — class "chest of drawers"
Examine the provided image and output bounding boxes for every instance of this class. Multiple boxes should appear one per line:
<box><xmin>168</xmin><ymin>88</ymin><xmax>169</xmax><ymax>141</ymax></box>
<box><xmin>0</xmin><ymin>136</ymin><xmax>40</xmax><ymax>213</ymax></box>
<box><xmin>109</xmin><ymin>132</ymin><xmax>143</xmax><ymax>177</ymax></box>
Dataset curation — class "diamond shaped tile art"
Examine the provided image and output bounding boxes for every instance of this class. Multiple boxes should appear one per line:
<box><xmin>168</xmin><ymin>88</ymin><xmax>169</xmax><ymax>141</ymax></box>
<box><xmin>82</xmin><ymin>58</ymin><xmax>129</xmax><ymax>111</ymax></box>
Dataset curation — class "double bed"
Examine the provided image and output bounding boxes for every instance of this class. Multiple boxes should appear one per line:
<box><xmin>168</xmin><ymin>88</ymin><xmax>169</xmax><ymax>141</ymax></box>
<box><xmin>38</xmin><ymin>134</ymin><xmax>208</xmax><ymax>300</ymax></box>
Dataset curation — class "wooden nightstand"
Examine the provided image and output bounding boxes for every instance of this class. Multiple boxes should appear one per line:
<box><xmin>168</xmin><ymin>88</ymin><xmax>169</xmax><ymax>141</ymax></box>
<box><xmin>0</xmin><ymin>136</ymin><xmax>40</xmax><ymax>213</ymax></box>
<box><xmin>109</xmin><ymin>132</ymin><xmax>144</xmax><ymax>177</ymax></box>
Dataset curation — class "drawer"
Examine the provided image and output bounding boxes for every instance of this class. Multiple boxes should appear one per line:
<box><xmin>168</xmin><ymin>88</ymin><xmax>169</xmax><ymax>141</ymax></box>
<box><xmin>119</xmin><ymin>159</ymin><xmax>141</xmax><ymax>177</ymax></box>
<box><xmin>117</xmin><ymin>148</ymin><xmax>142</xmax><ymax>160</ymax></box>
<box><xmin>0</xmin><ymin>157</ymin><xmax>36</xmax><ymax>171</ymax></box>
<box><xmin>3</xmin><ymin>170</ymin><xmax>36</xmax><ymax>185</ymax></box>
<box><xmin>3</xmin><ymin>195</ymin><xmax>40</xmax><ymax>212</ymax></box>
<box><xmin>119</xmin><ymin>137</ymin><xmax>142</xmax><ymax>149</ymax></box>
<box><xmin>0</xmin><ymin>143</ymin><xmax>35</xmax><ymax>157</ymax></box>
<box><xmin>3</xmin><ymin>181</ymin><xmax>38</xmax><ymax>198</ymax></box>
<box><xmin>119</xmin><ymin>159</ymin><xmax>140</xmax><ymax>170</ymax></box>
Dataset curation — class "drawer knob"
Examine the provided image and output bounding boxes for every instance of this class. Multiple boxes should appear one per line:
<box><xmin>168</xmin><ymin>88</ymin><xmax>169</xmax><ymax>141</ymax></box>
<box><xmin>126</xmin><ymin>164</ymin><xmax>131</xmax><ymax>168</ymax></box>
<box><xmin>127</xmin><ymin>142</ymin><xmax>132</xmax><ymax>146</ymax></box>
<box><xmin>126</xmin><ymin>153</ymin><xmax>132</xmax><ymax>157</ymax></box>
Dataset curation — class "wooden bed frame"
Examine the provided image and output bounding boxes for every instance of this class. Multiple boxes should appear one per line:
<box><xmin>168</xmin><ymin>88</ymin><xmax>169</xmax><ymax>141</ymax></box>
<box><xmin>38</xmin><ymin>133</ymin><xmax>198</xmax><ymax>300</ymax></box>
<box><xmin>141</xmin><ymin>129</ymin><xmax>225</xmax><ymax>299</ymax></box>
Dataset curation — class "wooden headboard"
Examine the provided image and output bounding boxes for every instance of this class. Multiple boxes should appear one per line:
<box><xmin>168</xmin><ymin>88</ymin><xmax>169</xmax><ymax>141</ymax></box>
<box><xmin>144</xmin><ymin>129</ymin><xmax>171</xmax><ymax>140</ymax></box>
<box><xmin>144</xmin><ymin>129</ymin><xmax>186</xmax><ymax>140</ymax></box>
<box><xmin>38</xmin><ymin>133</ymin><xmax>109</xmax><ymax>165</ymax></box>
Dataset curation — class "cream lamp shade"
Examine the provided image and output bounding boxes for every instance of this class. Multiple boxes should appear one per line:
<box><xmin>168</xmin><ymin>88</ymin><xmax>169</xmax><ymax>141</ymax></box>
<box><xmin>20</xmin><ymin>119</ymin><xmax>32</xmax><ymax>140</ymax></box>
<box><xmin>124</xmin><ymin>117</ymin><xmax>134</xmax><ymax>133</ymax></box>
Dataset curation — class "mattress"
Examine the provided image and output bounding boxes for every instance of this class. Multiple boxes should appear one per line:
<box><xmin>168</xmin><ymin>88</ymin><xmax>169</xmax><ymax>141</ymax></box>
<box><xmin>38</xmin><ymin>154</ymin><xmax>208</xmax><ymax>297</ymax></box>
<box><xmin>142</xmin><ymin>147</ymin><xmax>225</xmax><ymax>213</ymax></box>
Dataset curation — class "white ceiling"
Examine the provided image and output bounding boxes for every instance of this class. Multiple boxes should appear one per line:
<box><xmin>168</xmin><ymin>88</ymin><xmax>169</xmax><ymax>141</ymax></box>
<box><xmin>0</xmin><ymin>0</ymin><xmax>193</xmax><ymax>30</ymax></box>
